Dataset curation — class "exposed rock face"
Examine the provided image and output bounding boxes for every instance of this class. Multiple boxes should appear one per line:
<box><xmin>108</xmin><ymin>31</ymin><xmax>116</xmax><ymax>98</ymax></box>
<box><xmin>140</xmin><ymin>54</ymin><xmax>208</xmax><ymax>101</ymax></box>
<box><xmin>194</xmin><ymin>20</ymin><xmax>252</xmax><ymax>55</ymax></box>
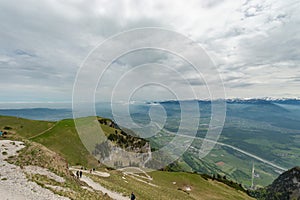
<box><xmin>93</xmin><ymin>119</ymin><xmax>151</xmax><ymax>169</ymax></box>
<box><xmin>93</xmin><ymin>140</ymin><xmax>151</xmax><ymax>169</ymax></box>
<box><xmin>264</xmin><ymin>167</ymin><xmax>300</xmax><ymax>200</ymax></box>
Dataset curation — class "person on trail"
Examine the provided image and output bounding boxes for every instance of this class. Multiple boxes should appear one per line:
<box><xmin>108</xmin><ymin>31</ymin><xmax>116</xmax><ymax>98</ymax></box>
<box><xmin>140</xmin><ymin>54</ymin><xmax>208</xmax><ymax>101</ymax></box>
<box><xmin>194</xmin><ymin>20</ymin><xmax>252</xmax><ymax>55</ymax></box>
<box><xmin>79</xmin><ymin>170</ymin><xmax>83</xmax><ymax>178</ymax></box>
<box><xmin>131</xmin><ymin>192</ymin><xmax>136</xmax><ymax>200</ymax></box>
<box><xmin>76</xmin><ymin>171</ymin><xmax>79</xmax><ymax>179</ymax></box>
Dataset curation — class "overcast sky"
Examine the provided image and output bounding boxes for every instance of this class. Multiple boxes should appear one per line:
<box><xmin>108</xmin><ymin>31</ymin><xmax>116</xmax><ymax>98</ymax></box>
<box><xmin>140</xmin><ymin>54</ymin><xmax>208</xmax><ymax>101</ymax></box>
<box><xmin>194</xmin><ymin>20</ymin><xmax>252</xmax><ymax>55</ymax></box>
<box><xmin>0</xmin><ymin>0</ymin><xmax>299</xmax><ymax>104</ymax></box>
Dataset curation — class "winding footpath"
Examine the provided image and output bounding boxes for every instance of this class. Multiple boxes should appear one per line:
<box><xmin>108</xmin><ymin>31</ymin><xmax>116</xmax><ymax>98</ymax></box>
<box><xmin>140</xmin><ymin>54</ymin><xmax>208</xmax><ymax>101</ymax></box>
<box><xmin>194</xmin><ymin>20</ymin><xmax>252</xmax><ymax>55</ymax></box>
<box><xmin>70</xmin><ymin>168</ymin><xmax>129</xmax><ymax>200</ymax></box>
<box><xmin>28</xmin><ymin>122</ymin><xmax>59</xmax><ymax>140</ymax></box>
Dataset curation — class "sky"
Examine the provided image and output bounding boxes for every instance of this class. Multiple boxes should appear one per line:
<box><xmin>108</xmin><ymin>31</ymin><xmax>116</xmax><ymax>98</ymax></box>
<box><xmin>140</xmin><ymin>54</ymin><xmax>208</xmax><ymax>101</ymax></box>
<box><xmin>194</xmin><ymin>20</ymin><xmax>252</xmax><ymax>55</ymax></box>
<box><xmin>0</xmin><ymin>0</ymin><xmax>300</xmax><ymax>104</ymax></box>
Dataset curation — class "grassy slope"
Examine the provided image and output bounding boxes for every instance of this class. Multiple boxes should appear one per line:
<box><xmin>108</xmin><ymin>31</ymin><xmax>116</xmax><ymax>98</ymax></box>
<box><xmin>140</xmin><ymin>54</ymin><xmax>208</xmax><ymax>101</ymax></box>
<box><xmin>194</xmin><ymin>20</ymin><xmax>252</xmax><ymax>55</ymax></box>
<box><xmin>150</xmin><ymin>171</ymin><xmax>252</xmax><ymax>200</ymax></box>
<box><xmin>31</xmin><ymin>119</ymin><xmax>100</xmax><ymax>168</ymax></box>
<box><xmin>88</xmin><ymin>170</ymin><xmax>253</xmax><ymax>200</ymax></box>
<box><xmin>0</xmin><ymin>116</ymin><xmax>99</xmax><ymax>167</ymax></box>
<box><xmin>0</xmin><ymin>115</ymin><xmax>254</xmax><ymax>199</ymax></box>
<box><xmin>0</xmin><ymin>115</ymin><xmax>55</xmax><ymax>138</ymax></box>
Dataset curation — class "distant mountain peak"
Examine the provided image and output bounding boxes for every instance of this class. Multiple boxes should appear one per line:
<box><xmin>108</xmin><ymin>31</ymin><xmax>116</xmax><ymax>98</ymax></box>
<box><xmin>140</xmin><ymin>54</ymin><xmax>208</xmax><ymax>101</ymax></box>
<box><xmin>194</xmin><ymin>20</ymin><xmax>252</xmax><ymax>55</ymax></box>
<box><xmin>148</xmin><ymin>97</ymin><xmax>300</xmax><ymax>105</ymax></box>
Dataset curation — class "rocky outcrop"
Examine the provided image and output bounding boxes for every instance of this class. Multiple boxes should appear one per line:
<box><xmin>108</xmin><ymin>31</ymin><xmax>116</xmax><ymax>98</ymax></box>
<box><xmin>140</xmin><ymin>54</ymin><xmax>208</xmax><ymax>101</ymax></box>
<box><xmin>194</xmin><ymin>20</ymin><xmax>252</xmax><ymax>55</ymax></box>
<box><xmin>252</xmin><ymin>166</ymin><xmax>300</xmax><ymax>200</ymax></box>
<box><xmin>265</xmin><ymin>166</ymin><xmax>300</xmax><ymax>200</ymax></box>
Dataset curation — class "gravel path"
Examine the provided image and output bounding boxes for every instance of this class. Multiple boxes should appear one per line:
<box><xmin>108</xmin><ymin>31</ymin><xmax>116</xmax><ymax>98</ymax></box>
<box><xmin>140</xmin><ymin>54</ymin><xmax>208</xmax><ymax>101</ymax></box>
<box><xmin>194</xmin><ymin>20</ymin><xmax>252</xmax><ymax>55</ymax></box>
<box><xmin>0</xmin><ymin>140</ymin><xmax>69</xmax><ymax>200</ymax></box>
<box><xmin>70</xmin><ymin>169</ymin><xmax>129</xmax><ymax>200</ymax></box>
<box><xmin>79</xmin><ymin>175</ymin><xmax>129</xmax><ymax>200</ymax></box>
<box><xmin>69</xmin><ymin>167</ymin><xmax>110</xmax><ymax>177</ymax></box>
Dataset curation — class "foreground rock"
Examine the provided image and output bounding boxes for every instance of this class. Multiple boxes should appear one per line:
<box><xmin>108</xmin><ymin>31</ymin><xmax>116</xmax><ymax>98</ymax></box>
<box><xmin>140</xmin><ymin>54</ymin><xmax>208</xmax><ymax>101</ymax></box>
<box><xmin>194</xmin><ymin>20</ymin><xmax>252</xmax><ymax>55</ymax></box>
<box><xmin>0</xmin><ymin>140</ymin><xmax>69</xmax><ymax>200</ymax></box>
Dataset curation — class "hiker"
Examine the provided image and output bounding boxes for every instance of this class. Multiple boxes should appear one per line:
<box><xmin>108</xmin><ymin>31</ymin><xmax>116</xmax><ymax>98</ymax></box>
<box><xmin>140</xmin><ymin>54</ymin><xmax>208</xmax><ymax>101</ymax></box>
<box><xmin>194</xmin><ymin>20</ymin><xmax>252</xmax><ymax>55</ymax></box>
<box><xmin>131</xmin><ymin>192</ymin><xmax>136</xmax><ymax>200</ymax></box>
<box><xmin>79</xmin><ymin>170</ymin><xmax>83</xmax><ymax>178</ymax></box>
<box><xmin>76</xmin><ymin>171</ymin><xmax>79</xmax><ymax>179</ymax></box>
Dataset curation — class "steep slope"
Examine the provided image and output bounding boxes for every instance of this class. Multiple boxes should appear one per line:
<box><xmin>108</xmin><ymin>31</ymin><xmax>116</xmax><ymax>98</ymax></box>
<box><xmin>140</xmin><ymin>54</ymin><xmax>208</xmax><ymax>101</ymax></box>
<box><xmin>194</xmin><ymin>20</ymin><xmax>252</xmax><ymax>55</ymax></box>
<box><xmin>251</xmin><ymin>167</ymin><xmax>300</xmax><ymax>200</ymax></box>
<box><xmin>269</xmin><ymin>167</ymin><xmax>300</xmax><ymax>200</ymax></box>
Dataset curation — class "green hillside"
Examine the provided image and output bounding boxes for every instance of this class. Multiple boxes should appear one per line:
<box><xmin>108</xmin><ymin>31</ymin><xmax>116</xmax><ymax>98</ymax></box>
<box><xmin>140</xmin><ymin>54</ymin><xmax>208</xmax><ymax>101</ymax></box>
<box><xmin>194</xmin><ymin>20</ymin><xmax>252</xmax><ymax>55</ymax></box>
<box><xmin>0</xmin><ymin>115</ymin><xmax>55</xmax><ymax>138</ymax></box>
<box><xmin>31</xmin><ymin>118</ymin><xmax>100</xmax><ymax>167</ymax></box>
<box><xmin>0</xmin><ymin>116</ymin><xmax>100</xmax><ymax>167</ymax></box>
<box><xmin>0</xmin><ymin>115</ymin><xmax>254</xmax><ymax>200</ymax></box>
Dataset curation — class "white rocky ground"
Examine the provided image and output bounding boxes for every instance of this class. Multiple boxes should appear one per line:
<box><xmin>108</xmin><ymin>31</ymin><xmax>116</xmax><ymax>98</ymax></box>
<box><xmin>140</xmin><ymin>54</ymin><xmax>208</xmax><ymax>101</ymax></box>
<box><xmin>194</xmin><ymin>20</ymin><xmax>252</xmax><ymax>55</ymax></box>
<box><xmin>24</xmin><ymin>165</ymin><xmax>66</xmax><ymax>183</ymax></box>
<box><xmin>0</xmin><ymin>140</ymin><xmax>69</xmax><ymax>200</ymax></box>
<box><xmin>78</xmin><ymin>175</ymin><xmax>129</xmax><ymax>200</ymax></box>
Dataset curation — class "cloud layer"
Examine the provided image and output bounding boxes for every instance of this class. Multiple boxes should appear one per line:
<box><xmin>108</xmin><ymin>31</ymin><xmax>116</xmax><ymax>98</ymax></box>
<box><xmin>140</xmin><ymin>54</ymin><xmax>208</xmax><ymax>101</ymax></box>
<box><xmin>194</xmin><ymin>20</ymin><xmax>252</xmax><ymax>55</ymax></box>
<box><xmin>0</xmin><ymin>0</ymin><xmax>299</xmax><ymax>103</ymax></box>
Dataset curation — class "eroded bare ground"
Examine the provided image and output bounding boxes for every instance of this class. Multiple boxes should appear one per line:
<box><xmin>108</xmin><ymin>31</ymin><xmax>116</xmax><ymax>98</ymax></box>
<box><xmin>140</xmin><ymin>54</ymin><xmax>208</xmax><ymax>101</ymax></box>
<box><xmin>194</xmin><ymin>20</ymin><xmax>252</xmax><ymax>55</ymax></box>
<box><xmin>0</xmin><ymin>140</ymin><xmax>69</xmax><ymax>200</ymax></box>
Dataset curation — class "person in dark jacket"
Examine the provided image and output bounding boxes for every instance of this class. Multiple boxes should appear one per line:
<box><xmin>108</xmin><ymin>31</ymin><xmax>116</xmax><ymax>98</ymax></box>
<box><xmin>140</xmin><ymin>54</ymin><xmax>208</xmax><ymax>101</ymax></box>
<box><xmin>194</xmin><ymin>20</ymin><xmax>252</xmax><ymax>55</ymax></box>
<box><xmin>131</xmin><ymin>192</ymin><xmax>136</xmax><ymax>200</ymax></box>
<box><xmin>79</xmin><ymin>170</ymin><xmax>83</xmax><ymax>178</ymax></box>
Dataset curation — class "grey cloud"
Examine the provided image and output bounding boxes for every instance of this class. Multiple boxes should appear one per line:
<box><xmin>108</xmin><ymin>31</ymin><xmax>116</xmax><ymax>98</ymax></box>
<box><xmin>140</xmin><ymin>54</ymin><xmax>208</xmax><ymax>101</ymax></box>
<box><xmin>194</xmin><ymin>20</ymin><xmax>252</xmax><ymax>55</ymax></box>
<box><xmin>185</xmin><ymin>78</ymin><xmax>206</xmax><ymax>86</ymax></box>
<box><xmin>0</xmin><ymin>0</ymin><xmax>299</xmax><ymax>102</ymax></box>
<box><xmin>13</xmin><ymin>49</ymin><xmax>36</xmax><ymax>57</ymax></box>
<box><xmin>201</xmin><ymin>0</ymin><xmax>225</xmax><ymax>9</ymax></box>
<box><xmin>228</xmin><ymin>82</ymin><xmax>254</xmax><ymax>88</ymax></box>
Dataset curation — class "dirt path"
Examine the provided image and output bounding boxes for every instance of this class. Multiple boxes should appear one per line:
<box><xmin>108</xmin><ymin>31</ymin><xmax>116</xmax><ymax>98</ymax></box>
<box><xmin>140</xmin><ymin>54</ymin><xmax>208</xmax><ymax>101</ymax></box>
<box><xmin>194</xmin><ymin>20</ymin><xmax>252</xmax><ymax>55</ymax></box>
<box><xmin>69</xmin><ymin>167</ymin><xmax>110</xmax><ymax>177</ymax></box>
<box><xmin>28</xmin><ymin>122</ymin><xmax>59</xmax><ymax>140</ymax></box>
<box><xmin>81</xmin><ymin>175</ymin><xmax>129</xmax><ymax>200</ymax></box>
<box><xmin>70</xmin><ymin>170</ymin><xmax>129</xmax><ymax>200</ymax></box>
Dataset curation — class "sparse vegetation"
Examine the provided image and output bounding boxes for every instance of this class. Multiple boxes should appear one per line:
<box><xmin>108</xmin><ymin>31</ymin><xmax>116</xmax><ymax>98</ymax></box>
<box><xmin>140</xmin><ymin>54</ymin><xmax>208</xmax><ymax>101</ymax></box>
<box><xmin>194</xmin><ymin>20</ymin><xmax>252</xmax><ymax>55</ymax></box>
<box><xmin>6</xmin><ymin>139</ymin><xmax>111</xmax><ymax>200</ymax></box>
